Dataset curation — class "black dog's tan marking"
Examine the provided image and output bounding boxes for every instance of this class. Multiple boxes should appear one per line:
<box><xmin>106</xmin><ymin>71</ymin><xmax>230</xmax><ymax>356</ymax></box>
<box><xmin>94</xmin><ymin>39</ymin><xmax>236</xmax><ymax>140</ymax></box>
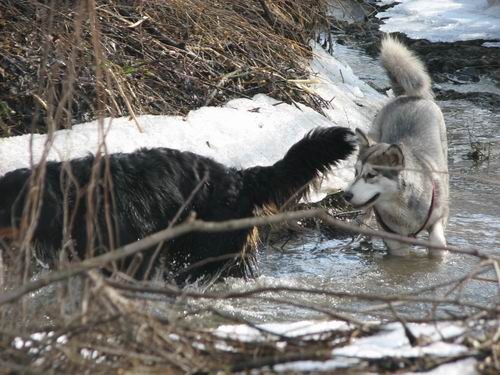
<box><xmin>0</xmin><ymin>127</ymin><xmax>355</xmax><ymax>283</ymax></box>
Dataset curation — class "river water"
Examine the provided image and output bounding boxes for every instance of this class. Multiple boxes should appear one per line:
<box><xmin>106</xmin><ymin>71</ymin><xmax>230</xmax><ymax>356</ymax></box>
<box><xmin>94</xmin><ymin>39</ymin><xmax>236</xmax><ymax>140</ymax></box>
<box><xmin>195</xmin><ymin>41</ymin><xmax>500</xmax><ymax>324</ymax></box>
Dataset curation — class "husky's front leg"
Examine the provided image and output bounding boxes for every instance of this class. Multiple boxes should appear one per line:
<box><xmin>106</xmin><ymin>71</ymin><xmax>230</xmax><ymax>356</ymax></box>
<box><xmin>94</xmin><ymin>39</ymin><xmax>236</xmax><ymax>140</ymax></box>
<box><xmin>384</xmin><ymin>239</ymin><xmax>411</xmax><ymax>256</ymax></box>
<box><xmin>357</xmin><ymin>207</ymin><xmax>374</xmax><ymax>228</ymax></box>
<box><xmin>428</xmin><ymin>219</ymin><xmax>448</xmax><ymax>258</ymax></box>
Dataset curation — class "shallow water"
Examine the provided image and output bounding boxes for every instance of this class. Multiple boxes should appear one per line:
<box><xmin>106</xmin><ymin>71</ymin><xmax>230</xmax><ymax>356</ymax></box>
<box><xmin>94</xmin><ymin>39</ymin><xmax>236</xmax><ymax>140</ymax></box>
<box><xmin>199</xmin><ymin>43</ymin><xmax>500</xmax><ymax>323</ymax></box>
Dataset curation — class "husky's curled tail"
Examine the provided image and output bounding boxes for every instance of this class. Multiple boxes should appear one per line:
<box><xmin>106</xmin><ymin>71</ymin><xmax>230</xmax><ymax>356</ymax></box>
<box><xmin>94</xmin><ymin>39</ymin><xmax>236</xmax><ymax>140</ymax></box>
<box><xmin>380</xmin><ymin>36</ymin><xmax>433</xmax><ymax>99</ymax></box>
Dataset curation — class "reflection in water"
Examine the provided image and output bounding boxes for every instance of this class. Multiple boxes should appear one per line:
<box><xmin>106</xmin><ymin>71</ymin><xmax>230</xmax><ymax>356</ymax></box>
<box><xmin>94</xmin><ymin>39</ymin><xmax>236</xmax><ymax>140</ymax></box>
<box><xmin>371</xmin><ymin>254</ymin><xmax>443</xmax><ymax>282</ymax></box>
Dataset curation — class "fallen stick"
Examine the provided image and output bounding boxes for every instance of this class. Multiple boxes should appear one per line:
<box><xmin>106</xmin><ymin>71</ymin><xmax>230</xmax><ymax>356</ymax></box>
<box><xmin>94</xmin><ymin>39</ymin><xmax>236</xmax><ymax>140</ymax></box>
<box><xmin>0</xmin><ymin>208</ymin><xmax>495</xmax><ymax>305</ymax></box>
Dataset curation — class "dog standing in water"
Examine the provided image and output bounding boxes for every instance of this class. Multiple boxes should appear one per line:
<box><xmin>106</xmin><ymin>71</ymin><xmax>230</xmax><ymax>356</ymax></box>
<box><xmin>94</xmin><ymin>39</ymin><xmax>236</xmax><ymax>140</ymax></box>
<box><xmin>0</xmin><ymin>126</ymin><xmax>355</xmax><ymax>283</ymax></box>
<box><xmin>344</xmin><ymin>36</ymin><xmax>449</xmax><ymax>257</ymax></box>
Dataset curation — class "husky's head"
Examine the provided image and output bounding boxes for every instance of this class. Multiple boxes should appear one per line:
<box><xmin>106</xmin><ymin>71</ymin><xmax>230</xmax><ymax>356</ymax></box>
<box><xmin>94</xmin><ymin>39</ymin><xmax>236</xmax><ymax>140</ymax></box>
<box><xmin>343</xmin><ymin>129</ymin><xmax>404</xmax><ymax>209</ymax></box>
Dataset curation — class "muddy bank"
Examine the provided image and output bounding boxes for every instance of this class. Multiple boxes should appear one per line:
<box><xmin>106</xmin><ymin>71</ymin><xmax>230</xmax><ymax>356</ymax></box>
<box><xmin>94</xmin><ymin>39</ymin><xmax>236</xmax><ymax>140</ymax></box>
<box><xmin>330</xmin><ymin>1</ymin><xmax>500</xmax><ymax>109</ymax></box>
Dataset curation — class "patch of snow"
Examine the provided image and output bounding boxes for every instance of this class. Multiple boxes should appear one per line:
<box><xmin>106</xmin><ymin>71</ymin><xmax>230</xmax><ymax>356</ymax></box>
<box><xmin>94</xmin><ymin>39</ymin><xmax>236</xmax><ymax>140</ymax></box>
<box><xmin>332</xmin><ymin>322</ymin><xmax>467</xmax><ymax>359</ymax></box>
<box><xmin>0</xmin><ymin>43</ymin><xmax>385</xmax><ymax>201</ymax></box>
<box><xmin>213</xmin><ymin>320</ymin><xmax>472</xmax><ymax>371</ymax></box>
<box><xmin>214</xmin><ymin>320</ymin><xmax>351</xmax><ymax>342</ymax></box>
<box><xmin>377</xmin><ymin>0</ymin><xmax>399</xmax><ymax>5</ymax></box>
<box><xmin>436</xmin><ymin>78</ymin><xmax>500</xmax><ymax>96</ymax></box>
<box><xmin>328</xmin><ymin>0</ymin><xmax>368</xmax><ymax>24</ymax></box>
<box><xmin>274</xmin><ymin>357</ymin><xmax>360</xmax><ymax>372</ymax></box>
<box><xmin>378</xmin><ymin>0</ymin><xmax>500</xmax><ymax>42</ymax></box>
<box><xmin>309</xmin><ymin>42</ymin><xmax>384</xmax><ymax>128</ymax></box>
<box><xmin>0</xmin><ymin>96</ymin><xmax>330</xmax><ymax>176</ymax></box>
<box><xmin>482</xmin><ymin>41</ymin><xmax>500</xmax><ymax>47</ymax></box>
<box><xmin>406</xmin><ymin>357</ymin><xmax>478</xmax><ymax>375</ymax></box>
<box><xmin>214</xmin><ymin>320</ymin><xmax>467</xmax><ymax>357</ymax></box>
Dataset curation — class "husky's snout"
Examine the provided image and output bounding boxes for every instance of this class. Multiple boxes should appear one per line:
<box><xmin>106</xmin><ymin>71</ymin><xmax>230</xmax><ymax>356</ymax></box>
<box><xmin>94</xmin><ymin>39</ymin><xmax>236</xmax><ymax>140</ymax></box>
<box><xmin>343</xmin><ymin>191</ymin><xmax>353</xmax><ymax>203</ymax></box>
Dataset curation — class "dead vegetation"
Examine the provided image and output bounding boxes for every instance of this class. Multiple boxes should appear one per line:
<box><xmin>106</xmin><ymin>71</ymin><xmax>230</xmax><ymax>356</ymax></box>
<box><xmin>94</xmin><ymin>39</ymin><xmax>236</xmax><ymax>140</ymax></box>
<box><xmin>0</xmin><ymin>0</ymin><xmax>330</xmax><ymax>136</ymax></box>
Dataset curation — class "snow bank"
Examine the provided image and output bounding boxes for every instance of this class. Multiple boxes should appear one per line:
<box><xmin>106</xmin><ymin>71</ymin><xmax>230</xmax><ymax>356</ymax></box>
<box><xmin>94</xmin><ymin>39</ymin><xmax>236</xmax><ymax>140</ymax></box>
<box><xmin>483</xmin><ymin>41</ymin><xmax>500</xmax><ymax>47</ymax></box>
<box><xmin>215</xmin><ymin>320</ymin><xmax>467</xmax><ymax>356</ymax></box>
<box><xmin>276</xmin><ymin>358</ymin><xmax>477</xmax><ymax>373</ymax></box>
<box><xmin>378</xmin><ymin>0</ymin><xmax>500</xmax><ymax>43</ymax></box>
<box><xmin>214</xmin><ymin>319</ymin><xmax>474</xmax><ymax>373</ymax></box>
<box><xmin>332</xmin><ymin>322</ymin><xmax>466</xmax><ymax>358</ymax></box>
<box><xmin>0</xmin><ymin>43</ymin><xmax>383</xmax><ymax>200</ymax></box>
<box><xmin>215</xmin><ymin>320</ymin><xmax>351</xmax><ymax>342</ymax></box>
<box><xmin>406</xmin><ymin>358</ymin><xmax>478</xmax><ymax>375</ymax></box>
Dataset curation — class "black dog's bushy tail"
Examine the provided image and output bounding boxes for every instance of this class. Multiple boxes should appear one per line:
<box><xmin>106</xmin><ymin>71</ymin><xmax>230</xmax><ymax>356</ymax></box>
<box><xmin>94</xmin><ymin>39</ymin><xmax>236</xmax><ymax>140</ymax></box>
<box><xmin>242</xmin><ymin>126</ymin><xmax>356</xmax><ymax>209</ymax></box>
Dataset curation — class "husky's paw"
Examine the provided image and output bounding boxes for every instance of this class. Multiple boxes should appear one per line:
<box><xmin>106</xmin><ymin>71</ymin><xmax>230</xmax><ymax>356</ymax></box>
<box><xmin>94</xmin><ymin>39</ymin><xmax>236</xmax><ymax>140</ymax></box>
<box><xmin>387</xmin><ymin>247</ymin><xmax>411</xmax><ymax>256</ymax></box>
<box><xmin>428</xmin><ymin>220</ymin><xmax>448</xmax><ymax>258</ymax></box>
<box><xmin>428</xmin><ymin>248</ymin><xmax>449</xmax><ymax>258</ymax></box>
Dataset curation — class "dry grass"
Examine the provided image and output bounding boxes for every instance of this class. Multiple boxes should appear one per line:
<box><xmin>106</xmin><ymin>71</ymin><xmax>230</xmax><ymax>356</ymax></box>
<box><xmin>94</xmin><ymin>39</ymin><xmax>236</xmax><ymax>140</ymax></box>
<box><xmin>0</xmin><ymin>0</ymin><xmax>330</xmax><ymax>136</ymax></box>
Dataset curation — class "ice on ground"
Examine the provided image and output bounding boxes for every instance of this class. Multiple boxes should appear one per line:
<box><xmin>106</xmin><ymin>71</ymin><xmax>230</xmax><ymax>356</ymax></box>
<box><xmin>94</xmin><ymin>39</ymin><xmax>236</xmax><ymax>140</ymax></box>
<box><xmin>275</xmin><ymin>357</ymin><xmax>477</xmax><ymax>373</ymax></box>
<box><xmin>213</xmin><ymin>320</ymin><xmax>472</xmax><ymax>372</ymax></box>
<box><xmin>483</xmin><ymin>41</ymin><xmax>500</xmax><ymax>47</ymax></box>
<box><xmin>274</xmin><ymin>357</ymin><xmax>360</xmax><ymax>372</ymax></box>
<box><xmin>332</xmin><ymin>322</ymin><xmax>467</xmax><ymax>358</ymax></box>
<box><xmin>0</xmin><ymin>43</ymin><xmax>384</xmax><ymax>200</ymax></box>
<box><xmin>406</xmin><ymin>358</ymin><xmax>478</xmax><ymax>375</ymax></box>
<box><xmin>436</xmin><ymin>77</ymin><xmax>500</xmax><ymax>96</ymax></box>
<box><xmin>214</xmin><ymin>320</ymin><xmax>350</xmax><ymax>342</ymax></box>
<box><xmin>327</xmin><ymin>0</ymin><xmax>368</xmax><ymax>23</ymax></box>
<box><xmin>214</xmin><ymin>320</ymin><xmax>467</xmax><ymax>355</ymax></box>
<box><xmin>378</xmin><ymin>0</ymin><xmax>500</xmax><ymax>43</ymax></box>
<box><xmin>377</xmin><ymin>0</ymin><xmax>399</xmax><ymax>5</ymax></box>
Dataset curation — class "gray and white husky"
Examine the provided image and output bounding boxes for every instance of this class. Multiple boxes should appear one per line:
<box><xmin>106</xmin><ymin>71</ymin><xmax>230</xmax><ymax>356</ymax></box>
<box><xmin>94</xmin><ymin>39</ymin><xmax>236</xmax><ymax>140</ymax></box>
<box><xmin>344</xmin><ymin>36</ymin><xmax>449</xmax><ymax>257</ymax></box>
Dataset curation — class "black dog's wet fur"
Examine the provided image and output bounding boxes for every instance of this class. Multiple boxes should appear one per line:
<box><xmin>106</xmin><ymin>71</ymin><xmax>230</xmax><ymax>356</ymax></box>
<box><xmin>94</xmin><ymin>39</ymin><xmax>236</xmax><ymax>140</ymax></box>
<box><xmin>0</xmin><ymin>127</ymin><xmax>354</xmax><ymax>283</ymax></box>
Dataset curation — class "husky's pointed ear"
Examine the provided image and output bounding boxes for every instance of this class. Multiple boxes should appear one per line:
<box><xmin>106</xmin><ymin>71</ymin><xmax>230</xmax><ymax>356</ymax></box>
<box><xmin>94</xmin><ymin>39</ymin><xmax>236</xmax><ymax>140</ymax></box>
<box><xmin>355</xmin><ymin>128</ymin><xmax>374</xmax><ymax>150</ymax></box>
<box><xmin>385</xmin><ymin>144</ymin><xmax>405</xmax><ymax>167</ymax></box>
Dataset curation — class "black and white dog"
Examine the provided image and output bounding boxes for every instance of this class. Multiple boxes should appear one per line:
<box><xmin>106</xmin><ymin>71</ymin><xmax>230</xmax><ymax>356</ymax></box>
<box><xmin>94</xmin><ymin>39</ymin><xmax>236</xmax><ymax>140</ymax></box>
<box><xmin>0</xmin><ymin>126</ymin><xmax>354</xmax><ymax>282</ymax></box>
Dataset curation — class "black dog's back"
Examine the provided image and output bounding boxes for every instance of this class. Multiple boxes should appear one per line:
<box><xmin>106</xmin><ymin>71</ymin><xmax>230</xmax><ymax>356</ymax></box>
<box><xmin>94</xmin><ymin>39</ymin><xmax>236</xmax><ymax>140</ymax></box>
<box><xmin>0</xmin><ymin>126</ymin><xmax>354</xmax><ymax>282</ymax></box>
<box><xmin>0</xmin><ymin>148</ymin><xmax>257</xmax><ymax>280</ymax></box>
